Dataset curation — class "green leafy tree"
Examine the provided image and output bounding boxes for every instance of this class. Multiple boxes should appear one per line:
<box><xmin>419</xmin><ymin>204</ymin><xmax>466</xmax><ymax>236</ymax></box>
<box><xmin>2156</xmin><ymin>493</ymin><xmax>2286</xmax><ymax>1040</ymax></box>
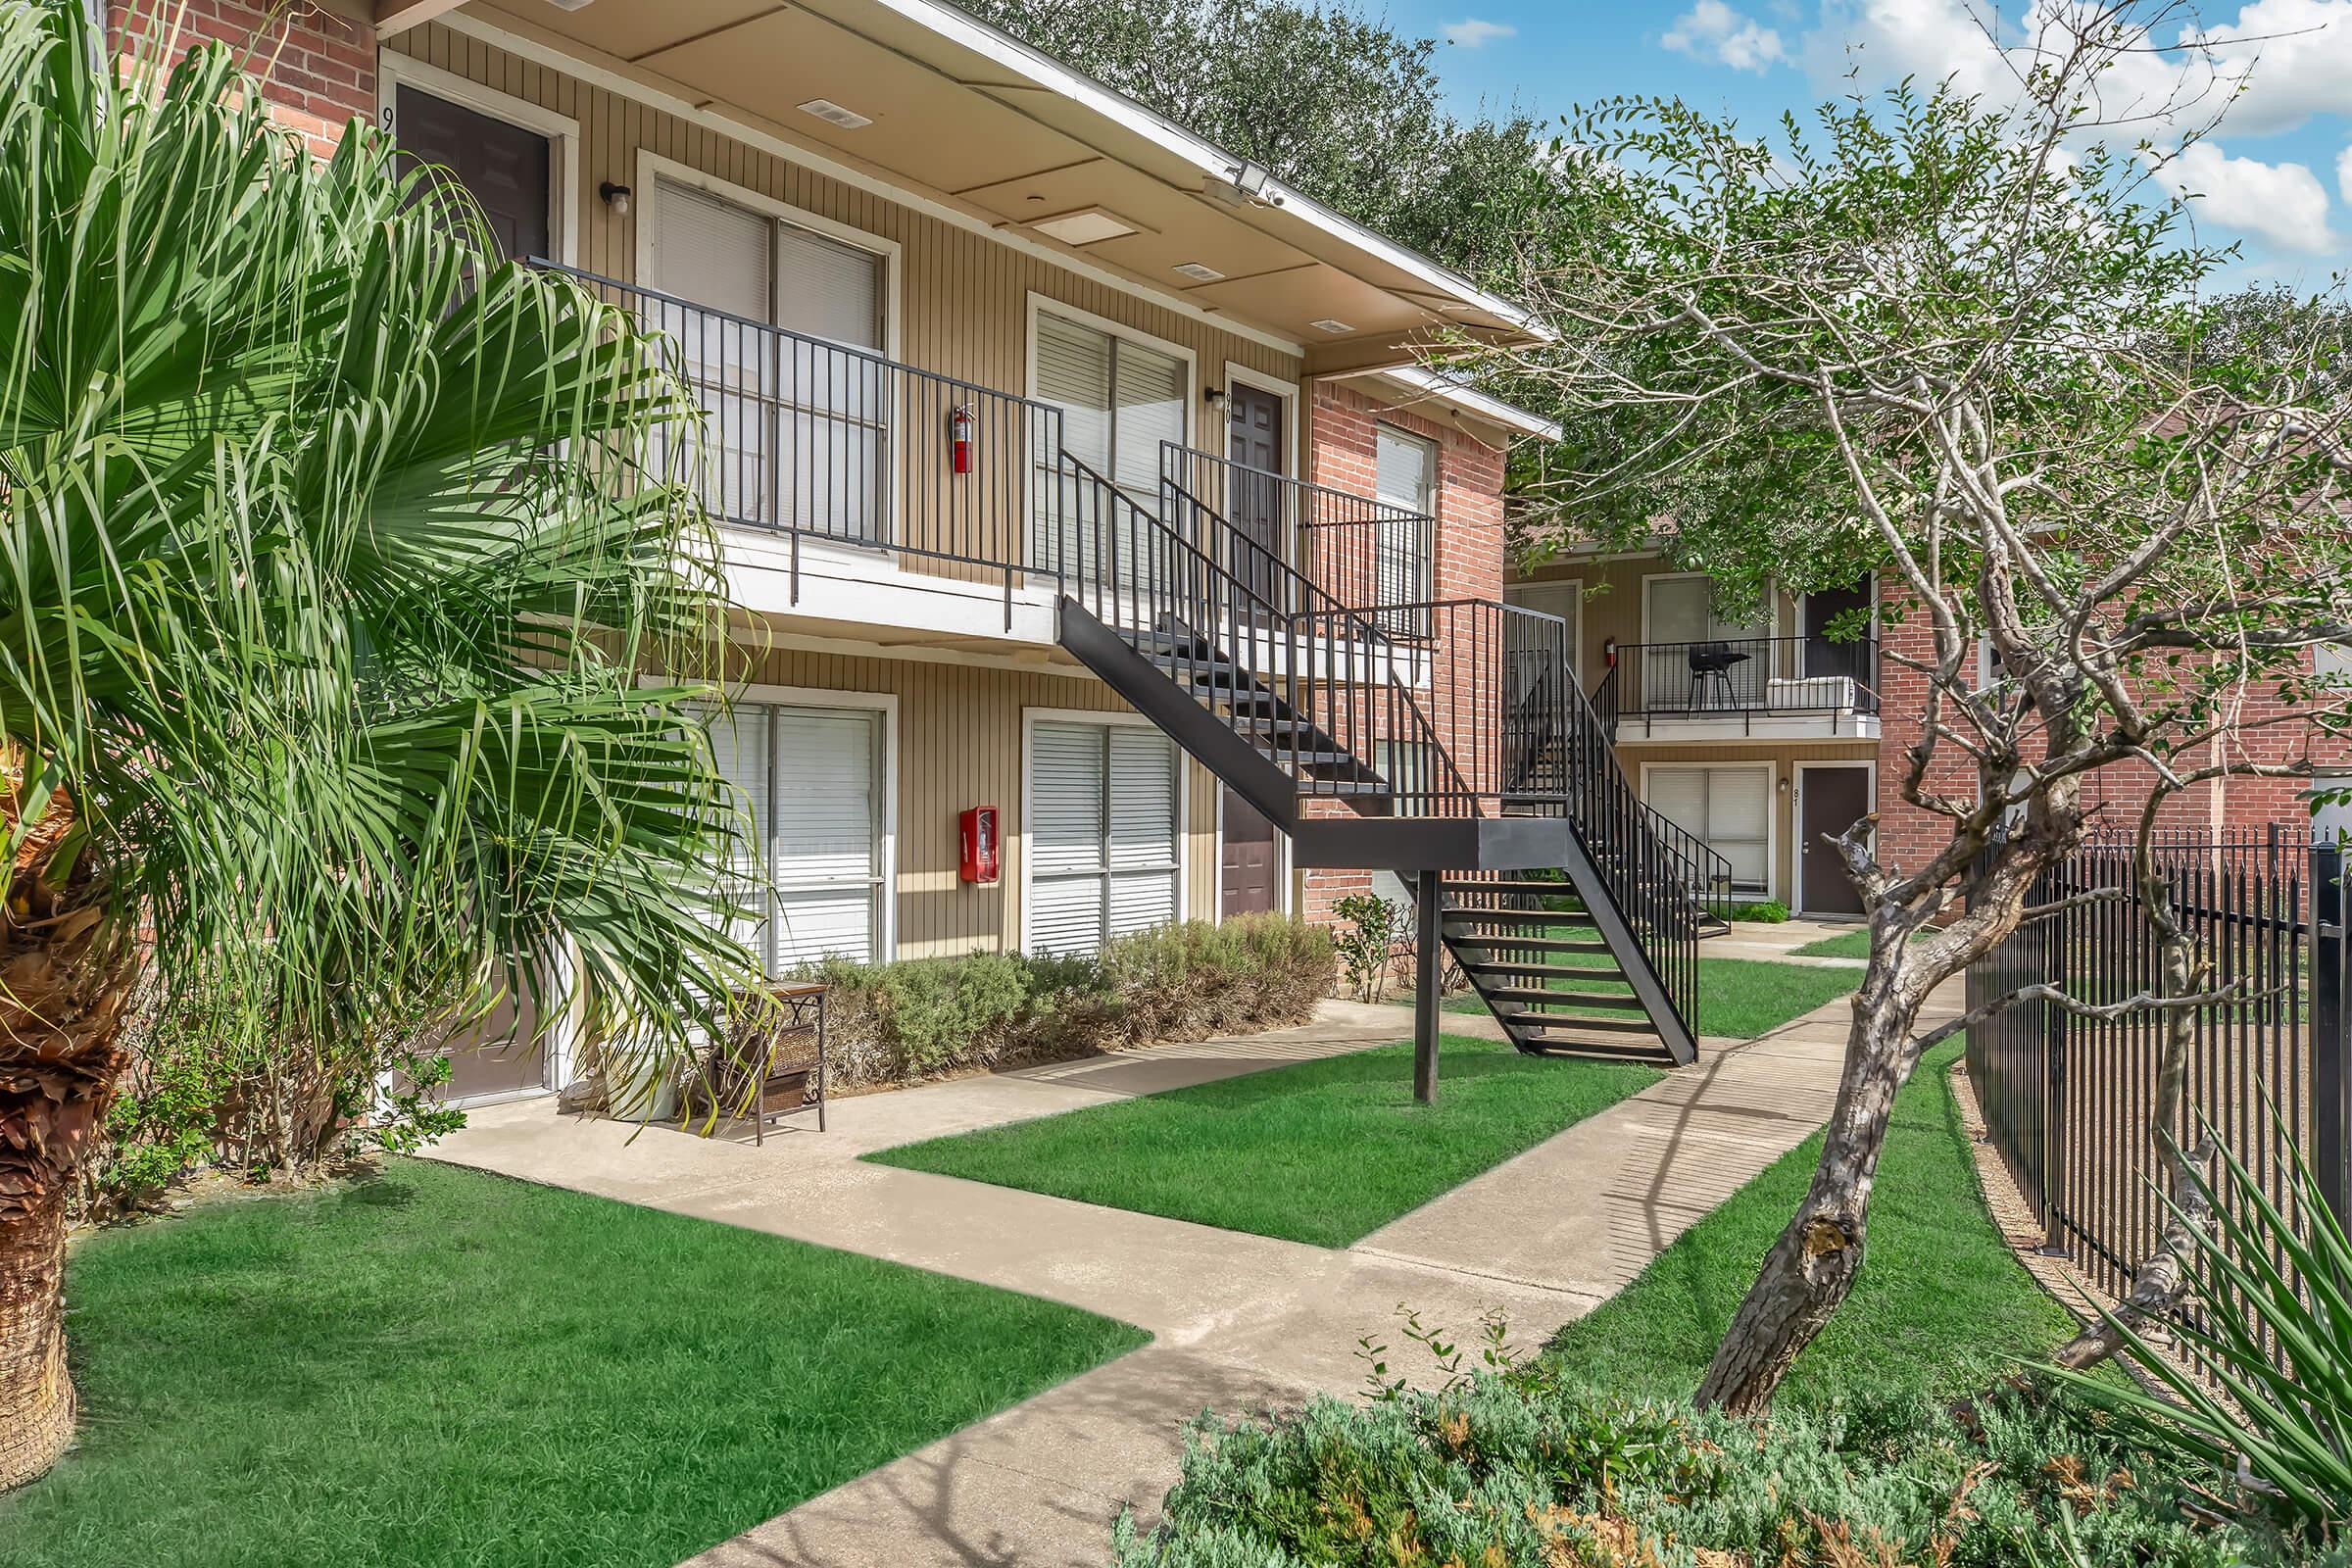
<box><xmin>1465</xmin><ymin>3</ymin><xmax>2352</xmax><ymax>1412</ymax></box>
<box><xmin>0</xmin><ymin>0</ymin><xmax>756</xmax><ymax>1486</ymax></box>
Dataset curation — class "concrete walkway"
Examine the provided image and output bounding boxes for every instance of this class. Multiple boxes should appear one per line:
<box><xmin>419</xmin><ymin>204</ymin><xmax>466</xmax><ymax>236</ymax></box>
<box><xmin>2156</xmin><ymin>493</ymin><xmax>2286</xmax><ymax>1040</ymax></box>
<box><xmin>427</xmin><ymin>975</ymin><xmax>1952</xmax><ymax>1568</ymax></box>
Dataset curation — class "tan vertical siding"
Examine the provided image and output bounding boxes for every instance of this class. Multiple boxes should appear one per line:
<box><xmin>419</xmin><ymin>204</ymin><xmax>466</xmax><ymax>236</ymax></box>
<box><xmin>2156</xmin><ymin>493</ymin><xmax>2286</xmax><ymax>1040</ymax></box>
<box><xmin>730</xmin><ymin>646</ymin><xmax>1218</xmax><ymax>958</ymax></box>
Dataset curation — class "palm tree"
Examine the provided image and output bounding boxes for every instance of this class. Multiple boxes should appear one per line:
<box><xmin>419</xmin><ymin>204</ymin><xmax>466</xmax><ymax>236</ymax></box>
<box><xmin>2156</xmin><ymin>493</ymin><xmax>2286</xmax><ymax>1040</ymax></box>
<box><xmin>0</xmin><ymin>0</ymin><xmax>758</xmax><ymax>1487</ymax></box>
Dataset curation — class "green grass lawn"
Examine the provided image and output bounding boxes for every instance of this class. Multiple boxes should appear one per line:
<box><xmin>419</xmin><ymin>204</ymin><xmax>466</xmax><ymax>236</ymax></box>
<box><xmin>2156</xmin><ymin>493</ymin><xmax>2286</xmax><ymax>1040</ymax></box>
<box><xmin>1</xmin><ymin>1159</ymin><xmax>1146</xmax><ymax>1568</ymax></box>
<box><xmin>1790</xmin><ymin>927</ymin><xmax>1874</xmax><ymax>960</ymax></box>
<box><xmin>1401</xmin><ymin>951</ymin><xmax>1861</xmax><ymax>1041</ymax></box>
<box><xmin>1545</xmin><ymin>1038</ymin><xmax>2075</xmax><ymax>1408</ymax></box>
<box><xmin>865</xmin><ymin>1034</ymin><xmax>1659</xmax><ymax>1248</ymax></box>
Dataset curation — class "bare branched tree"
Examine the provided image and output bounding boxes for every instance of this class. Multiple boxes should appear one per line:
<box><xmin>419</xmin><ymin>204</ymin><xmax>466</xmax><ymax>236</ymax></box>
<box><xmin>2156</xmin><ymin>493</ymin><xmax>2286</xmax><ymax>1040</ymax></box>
<box><xmin>1466</xmin><ymin>0</ymin><xmax>2352</xmax><ymax>1412</ymax></box>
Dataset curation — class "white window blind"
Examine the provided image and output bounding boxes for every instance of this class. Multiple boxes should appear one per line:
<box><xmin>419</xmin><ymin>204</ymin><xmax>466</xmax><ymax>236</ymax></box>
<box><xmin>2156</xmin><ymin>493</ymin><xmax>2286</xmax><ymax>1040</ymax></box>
<box><xmin>1031</xmin><ymin>311</ymin><xmax>1189</xmax><ymax>580</ymax></box>
<box><xmin>1645</xmin><ymin>765</ymin><xmax>1770</xmax><ymax>897</ymax></box>
<box><xmin>1373</xmin><ymin>426</ymin><xmax>1435</xmax><ymax>612</ymax></box>
<box><xmin>654</xmin><ymin>180</ymin><xmax>773</xmax><ymax>528</ymax></box>
<box><xmin>701</xmin><ymin>702</ymin><xmax>886</xmax><ymax>972</ymax></box>
<box><xmin>1028</xmin><ymin>720</ymin><xmax>1180</xmax><ymax>955</ymax></box>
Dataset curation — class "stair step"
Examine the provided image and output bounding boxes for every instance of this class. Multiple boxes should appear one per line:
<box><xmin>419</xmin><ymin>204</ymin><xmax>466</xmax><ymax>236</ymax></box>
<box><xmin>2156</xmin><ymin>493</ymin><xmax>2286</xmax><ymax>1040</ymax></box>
<box><xmin>1515</xmin><ymin>1035</ymin><xmax>1678</xmax><ymax>1064</ymax></box>
<box><xmin>1446</xmin><ymin>878</ymin><xmax>1581</xmax><ymax>896</ymax></box>
<box><xmin>1478</xmin><ymin>986</ymin><xmax>1646</xmax><ymax>1008</ymax></box>
<box><xmin>1462</xmin><ymin>958</ymin><xmax>1630</xmax><ymax>985</ymax></box>
<box><xmin>1442</xmin><ymin>907</ymin><xmax>1588</xmax><ymax>926</ymax></box>
<box><xmin>1496</xmin><ymin>1009</ymin><xmax>1660</xmax><ymax>1035</ymax></box>
<box><xmin>1448</xmin><ymin>936</ymin><xmax>1616</xmax><ymax>956</ymax></box>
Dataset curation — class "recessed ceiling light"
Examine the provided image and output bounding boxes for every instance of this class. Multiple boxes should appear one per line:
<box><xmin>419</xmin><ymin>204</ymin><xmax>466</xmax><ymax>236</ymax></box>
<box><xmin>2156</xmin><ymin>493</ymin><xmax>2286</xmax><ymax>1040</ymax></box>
<box><xmin>798</xmin><ymin>98</ymin><xmax>872</xmax><ymax>130</ymax></box>
<box><xmin>1310</xmin><ymin>318</ymin><xmax>1353</xmax><ymax>334</ymax></box>
<box><xmin>1032</xmin><ymin>208</ymin><xmax>1138</xmax><ymax>246</ymax></box>
<box><xmin>543</xmin><ymin>0</ymin><xmax>598</xmax><ymax>10</ymax></box>
<box><xmin>1171</xmin><ymin>262</ymin><xmax>1225</xmax><ymax>282</ymax></box>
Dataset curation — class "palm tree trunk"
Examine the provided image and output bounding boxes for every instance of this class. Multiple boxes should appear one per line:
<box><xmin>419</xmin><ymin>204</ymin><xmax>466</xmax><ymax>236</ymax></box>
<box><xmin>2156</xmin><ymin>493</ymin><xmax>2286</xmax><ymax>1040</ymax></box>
<box><xmin>0</xmin><ymin>921</ymin><xmax>136</xmax><ymax>1492</ymax></box>
<box><xmin>0</xmin><ymin>1177</ymin><xmax>75</xmax><ymax>1488</ymax></box>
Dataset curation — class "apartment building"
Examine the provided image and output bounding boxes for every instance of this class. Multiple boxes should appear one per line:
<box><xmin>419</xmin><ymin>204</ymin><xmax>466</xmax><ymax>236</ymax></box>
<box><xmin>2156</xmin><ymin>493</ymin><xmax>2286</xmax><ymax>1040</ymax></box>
<box><xmin>131</xmin><ymin>0</ymin><xmax>1775</xmax><ymax>1106</ymax></box>
<box><xmin>1509</xmin><ymin>546</ymin><xmax>2352</xmax><ymax>916</ymax></box>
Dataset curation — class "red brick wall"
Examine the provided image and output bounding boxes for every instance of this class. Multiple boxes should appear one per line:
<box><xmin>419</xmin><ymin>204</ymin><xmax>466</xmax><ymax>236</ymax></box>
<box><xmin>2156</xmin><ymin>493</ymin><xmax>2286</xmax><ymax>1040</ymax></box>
<box><xmin>1874</xmin><ymin>582</ymin><xmax>2352</xmax><ymax>874</ymax></box>
<box><xmin>109</xmin><ymin>0</ymin><xmax>375</xmax><ymax>161</ymax></box>
<box><xmin>1298</xmin><ymin>382</ymin><xmax>1511</xmax><ymax>923</ymax></box>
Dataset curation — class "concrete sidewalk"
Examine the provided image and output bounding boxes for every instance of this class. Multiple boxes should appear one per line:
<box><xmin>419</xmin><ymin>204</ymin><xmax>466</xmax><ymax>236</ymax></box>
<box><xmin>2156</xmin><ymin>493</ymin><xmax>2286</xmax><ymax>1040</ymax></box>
<box><xmin>428</xmin><ymin>981</ymin><xmax>1948</xmax><ymax>1567</ymax></box>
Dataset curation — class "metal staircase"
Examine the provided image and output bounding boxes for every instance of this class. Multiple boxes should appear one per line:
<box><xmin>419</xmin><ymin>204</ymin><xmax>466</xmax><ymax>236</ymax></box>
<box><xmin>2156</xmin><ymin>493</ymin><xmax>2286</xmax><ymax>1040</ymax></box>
<box><xmin>1046</xmin><ymin>447</ymin><xmax>1730</xmax><ymax>1080</ymax></box>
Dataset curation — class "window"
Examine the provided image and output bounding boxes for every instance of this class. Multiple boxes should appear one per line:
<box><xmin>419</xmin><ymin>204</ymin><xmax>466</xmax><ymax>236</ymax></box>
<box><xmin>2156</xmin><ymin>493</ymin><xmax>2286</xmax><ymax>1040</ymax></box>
<box><xmin>707</xmin><ymin>701</ymin><xmax>888</xmax><ymax>971</ymax></box>
<box><xmin>650</xmin><ymin>177</ymin><xmax>890</xmax><ymax>542</ymax></box>
<box><xmin>1032</xmin><ymin>308</ymin><xmax>1189</xmax><ymax>576</ymax></box>
<box><xmin>1643</xmin><ymin>575</ymin><xmax>1771</xmax><ymax>710</ymax></box>
<box><xmin>1507</xmin><ymin>579</ymin><xmax>1583</xmax><ymax>682</ymax></box>
<box><xmin>1644</xmin><ymin>764</ymin><xmax>1771</xmax><ymax>898</ymax></box>
<box><xmin>1374</xmin><ymin>426</ymin><xmax>1436</xmax><ymax>613</ymax></box>
<box><xmin>1028</xmin><ymin>719</ymin><xmax>1181</xmax><ymax>954</ymax></box>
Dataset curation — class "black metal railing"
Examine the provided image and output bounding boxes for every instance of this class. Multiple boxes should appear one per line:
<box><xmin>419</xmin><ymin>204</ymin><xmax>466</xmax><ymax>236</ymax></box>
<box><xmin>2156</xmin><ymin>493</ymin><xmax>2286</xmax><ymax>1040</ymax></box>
<box><xmin>1967</xmin><ymin>830</ymin><xmax>2348</xmax><ymax>1340</ymax></box>
<box><xmin>1159</xmin><ymin>444</ymin><xmax>1435</xmax><ymax>635</ymax></box>
<box><xmin>537</xmin><ymin>262</ymin><xmax>1067</xmax><ymax>617</ymax></box>
<box><xmin>1604</xmin><ymin>635</ymin><xmax>1880</xmax><ymax>721</ymax></box>
<box><xmin>1069</xmin><ymin>453</ymin><xmax>1468</xmax><ymax>815</ymax></box>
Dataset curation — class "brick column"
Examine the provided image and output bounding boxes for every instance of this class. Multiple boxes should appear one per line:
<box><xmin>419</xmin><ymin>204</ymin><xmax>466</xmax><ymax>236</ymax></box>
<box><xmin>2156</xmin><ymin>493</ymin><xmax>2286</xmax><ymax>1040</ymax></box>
<box><xmin>109</xmin><ymin>0</ymin><xmax>376</xmax><ymax>160</ymax></box>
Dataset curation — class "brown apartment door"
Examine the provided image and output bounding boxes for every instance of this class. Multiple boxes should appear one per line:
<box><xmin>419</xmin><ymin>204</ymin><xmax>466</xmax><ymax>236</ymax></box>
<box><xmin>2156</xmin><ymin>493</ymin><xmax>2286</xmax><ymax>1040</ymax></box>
<box><xmin>1226</xmin><ymin>384</ymin><xmax>1285</xmax><ymax>608</ymax></box>
<box><xmin>1797</xmin><ymin>766</ymin><xmax>1871</xmax><ymax>916</ymax></box>
<box><xmin>394</xmin><ymin>86</ymin><xmax>552</xmax><ymax>264</ymax></box>
<box><xmin>1221</xmin><ymin>787</ymin><xmax>1280</xmax><ymax>917</ymax></box>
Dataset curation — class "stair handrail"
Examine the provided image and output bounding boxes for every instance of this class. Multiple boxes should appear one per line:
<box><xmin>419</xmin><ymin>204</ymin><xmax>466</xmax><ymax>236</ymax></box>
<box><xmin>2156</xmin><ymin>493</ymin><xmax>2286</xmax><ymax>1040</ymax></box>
<box><xmin>1055</xmin><ymin>450</ymin><xmax>1473</xmax><ymax>812</ymax></box>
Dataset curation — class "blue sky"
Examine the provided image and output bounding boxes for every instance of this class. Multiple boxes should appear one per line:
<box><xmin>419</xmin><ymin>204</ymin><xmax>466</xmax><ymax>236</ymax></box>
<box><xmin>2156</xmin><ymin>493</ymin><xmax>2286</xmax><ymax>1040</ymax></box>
<box><xmin>1383</xmin><ymin>0</ymin><xmax>2352</xmax><ymax>289</ymax></box>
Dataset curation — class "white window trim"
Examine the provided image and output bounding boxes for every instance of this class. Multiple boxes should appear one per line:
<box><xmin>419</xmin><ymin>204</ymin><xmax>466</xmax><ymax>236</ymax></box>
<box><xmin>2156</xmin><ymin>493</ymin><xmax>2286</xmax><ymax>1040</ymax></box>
<box><xmin>637</xmin><ymin>153</ymin><xmax>907</xmax><ymax>567</ymax></box>
<box><xmin>1212</xmin><ymin>786</ymin><xmax>1293</xmax><ymax>921</ymax></box>
<box><xmin>1639</xmin><ymin>759</ymin><xmax>1778</xmax><ymax>905</ymax></box>
<box><xmin>1638</xmin><ymin>569</ymin><xmax>1778</xmax><ymax>645</ymax></box>
<box><xmin>377</xmin><ymin>52</ymin><xmax>582</xmax><ymax>270</ymax></box>
<box><xmin>1020</xmin><ymin>706</ymin><xmax>1192</xmax><ymax>953</ymax></box>
<box><xmin>731</xmin><ymin>681</ymin><xmax>900</xmax><ymax>964</ymax></box>
<box><xmin>1791</xmin><ymin>760</ymin><xmax>1877</xmax><ymax>916</ymax></box>
<box><xmin>1025</xmin><ymin>291</ymin><xmax>1200</xmax><ymax>466</ymax></box>
<box><xmin>633</xmin><ymin>149</ymin><xmax>905</xmax><ymax>366</ymax></box>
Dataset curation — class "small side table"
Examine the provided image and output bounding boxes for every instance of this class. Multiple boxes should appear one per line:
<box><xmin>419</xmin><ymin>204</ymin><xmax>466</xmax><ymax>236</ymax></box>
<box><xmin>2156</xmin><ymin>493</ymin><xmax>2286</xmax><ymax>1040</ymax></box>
<box><xmin>700</xmin><ymin>982</ymin><xmax>828</xmax><ymax>1143</ymax></box>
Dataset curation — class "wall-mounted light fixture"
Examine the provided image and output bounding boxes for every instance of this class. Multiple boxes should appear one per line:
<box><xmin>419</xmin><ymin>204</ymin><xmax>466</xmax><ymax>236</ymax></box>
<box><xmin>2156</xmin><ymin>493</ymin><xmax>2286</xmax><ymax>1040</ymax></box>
<box><xmin>1203</xmin><ymin>385</ymin><xmax>1227</xmax><ymax>406</ymax></box>
<box><xmin>599</xmin><ymin>180</ymin><xmax>632</xmax><ymax>218</ymax></box>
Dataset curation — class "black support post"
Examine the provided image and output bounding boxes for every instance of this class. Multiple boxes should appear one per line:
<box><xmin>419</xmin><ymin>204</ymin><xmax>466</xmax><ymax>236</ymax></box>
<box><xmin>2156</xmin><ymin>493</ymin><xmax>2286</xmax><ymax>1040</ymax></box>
<box><xmin>2315</xmin><ymin>844</ymin><xmax>2347</xmax><ymax>1229</ymax></box>
<box><xmin>1414</xmin><ymin>871</ymin><xmax>1443</xmax><ymax>1104</ymax></box>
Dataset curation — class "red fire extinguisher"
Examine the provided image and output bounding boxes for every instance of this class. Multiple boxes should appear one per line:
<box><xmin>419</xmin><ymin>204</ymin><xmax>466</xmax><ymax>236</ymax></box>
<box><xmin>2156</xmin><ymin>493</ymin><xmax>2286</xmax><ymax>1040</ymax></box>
<box><xmin>949</xmin><ymin>405</ymin><xmax>976</xmax><ymax>475</ymax></box>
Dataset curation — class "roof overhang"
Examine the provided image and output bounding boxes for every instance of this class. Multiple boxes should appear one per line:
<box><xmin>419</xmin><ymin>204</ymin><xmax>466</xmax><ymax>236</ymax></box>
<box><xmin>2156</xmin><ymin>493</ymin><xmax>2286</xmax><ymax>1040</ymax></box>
<box><xmin>394</xmin><ymin>0</ymin><xmax>1550</xmax><ymax>359</ymax></box>
<box><xmin>1330</xmin><ymin>365</ymin><xmax>1562</xmax><ymax>447</ymax></box>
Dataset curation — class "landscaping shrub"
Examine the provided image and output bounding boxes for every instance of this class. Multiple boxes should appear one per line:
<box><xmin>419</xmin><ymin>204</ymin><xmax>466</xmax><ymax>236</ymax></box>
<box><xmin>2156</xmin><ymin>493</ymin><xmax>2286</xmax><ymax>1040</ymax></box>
<box><xmin>804</xmin><ymin>915</ymin><xmax>1335</xmax><ymax>1088</ymax></box>
<box><xmin>74</xmin><ymin>973</ymin><xmax>466</xmax><ymax>1222</ymax></box>
<box><xmin>1110</xmin><ymin>1362</ymin><xmax>2291</xmax><ymax>1567</ymax></box>
<box><xmin>1333</xmin><ymin>893</ymin><xmax>1404</xmax><ymax>1004</ymax></box>
<box><xmin>1708</xmin><ymin>899</ymin><xmax>1790</xmax><ymax>923</ymax></box>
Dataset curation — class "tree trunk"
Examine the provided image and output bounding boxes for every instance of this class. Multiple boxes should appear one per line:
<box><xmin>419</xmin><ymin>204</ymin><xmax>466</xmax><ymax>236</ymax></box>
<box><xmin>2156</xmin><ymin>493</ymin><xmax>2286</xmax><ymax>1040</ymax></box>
<box><xmin>0</xmin><ymin>906</ymin><xmax>136</xmax><ymax>1492</ymax></box>
<box><xmin>1694</xmin><ymin>970</ymin><xmax>1924</xmax><ymax>1413</ymax></box>
<box><xmin>0</xmin><ymin>1180</ymin><xmax>74</xmax><ymax>1488</ymax></box>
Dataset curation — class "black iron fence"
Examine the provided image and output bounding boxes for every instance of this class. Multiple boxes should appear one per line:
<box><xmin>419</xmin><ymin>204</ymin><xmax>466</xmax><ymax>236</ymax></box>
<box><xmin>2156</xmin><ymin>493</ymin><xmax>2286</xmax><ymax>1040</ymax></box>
<box><xmin>538</xmin><ymin>262</ymin><xmax>1068</xmax><ymax>612</ymax></box>
<box><xmin>1966</xmin><ymin>831</ymin><xmax>2349</xmax><ymax>1308</ymax></box>
<box><xmin>1601</xmin><ymin>636</ymin><xmax>1880</xmax><ymax>721</ymax></box>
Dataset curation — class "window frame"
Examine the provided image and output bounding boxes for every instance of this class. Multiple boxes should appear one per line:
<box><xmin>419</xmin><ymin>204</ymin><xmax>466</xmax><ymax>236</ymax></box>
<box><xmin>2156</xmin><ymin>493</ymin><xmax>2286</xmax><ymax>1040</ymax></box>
<box><xmin>1021</xmin><ymin>707</ymin><xmax>1189</xmax><ymax>955</ymax></box>
<box><xmin>705</xmin><ymin>684</ymin><xmax>899</xmax><ymax>972</ymax></box>
<box><xmin>1640</xmin><ymin>760</ymin><xmax>1777</xmax><ymax>902</ymax></box>
<box><xmin>1025</xmin><ymin>294</ymin><xmax>1198</xmax><ymax>501</ymax></box>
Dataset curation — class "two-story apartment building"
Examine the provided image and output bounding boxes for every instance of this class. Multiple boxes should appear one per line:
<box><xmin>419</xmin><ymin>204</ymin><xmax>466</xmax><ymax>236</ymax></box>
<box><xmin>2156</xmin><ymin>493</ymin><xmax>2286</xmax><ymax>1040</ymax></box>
<box><xmin>1509</xmin><ymin>545</ymin><xmax>2352</xmax><ymax>917</ymax></box>
<box><xmin>125</xmin><ymin>0</ymin><xmax>1665</xmax><ymax>1102</ymax></box>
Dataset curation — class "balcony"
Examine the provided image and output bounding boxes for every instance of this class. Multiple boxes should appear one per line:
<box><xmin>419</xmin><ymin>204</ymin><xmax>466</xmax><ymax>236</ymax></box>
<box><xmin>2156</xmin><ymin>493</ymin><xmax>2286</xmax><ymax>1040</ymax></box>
<box><xmin>1594</xmin><ymin>636</ymin><xmax>1880</xmax><ymax>741</ymax></box>
<box><xmin>540</xmin><ymin>265</ymin><xmax>1442</xmax><ymax>649</ymax></box>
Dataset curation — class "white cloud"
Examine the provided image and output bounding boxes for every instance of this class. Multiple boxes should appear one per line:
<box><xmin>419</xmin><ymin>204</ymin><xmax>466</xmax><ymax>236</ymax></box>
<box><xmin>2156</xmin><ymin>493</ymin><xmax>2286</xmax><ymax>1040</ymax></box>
<box><xmin>2337</xmin><ymin>140</ymin><xmax>2352</xmax><ymax>203</ymax></box>
<box><xmin>1803</xmin><ymin>0</ymin><xmax>2352</xmax><ymax>138</ymax></box>
<box><xmin>2153</xmin><ymin>140</ymin><xmax>2340</xmax><ymax>252</ymax></box>
<box><xmin>1443</xmin><ymin>17</ymin><xmax>1516</xmax><ymax>48</ymax></box>
<box><xmin>1664</xmin><ymin>1</ymin><xmax>1790</xmax><ymax>71</ymax></box>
